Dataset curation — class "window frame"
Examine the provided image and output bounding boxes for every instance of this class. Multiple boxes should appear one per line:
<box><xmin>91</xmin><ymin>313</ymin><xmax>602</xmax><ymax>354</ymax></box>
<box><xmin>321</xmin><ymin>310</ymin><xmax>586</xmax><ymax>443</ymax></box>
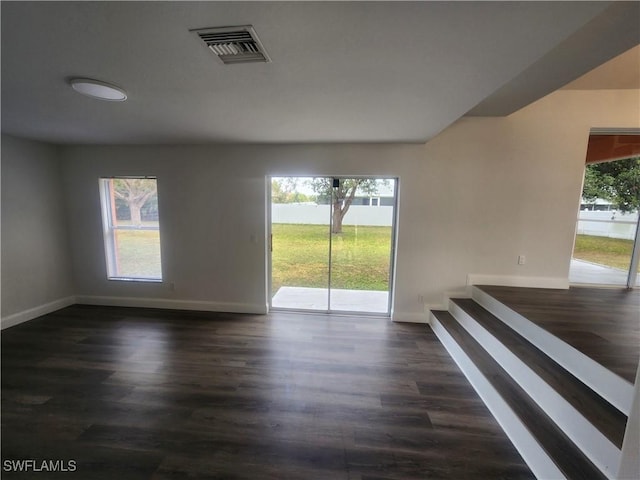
<box><xmin>99</xmin><ymin>176</ymin><xmax>163</xmax><ymax>282</ymax></box>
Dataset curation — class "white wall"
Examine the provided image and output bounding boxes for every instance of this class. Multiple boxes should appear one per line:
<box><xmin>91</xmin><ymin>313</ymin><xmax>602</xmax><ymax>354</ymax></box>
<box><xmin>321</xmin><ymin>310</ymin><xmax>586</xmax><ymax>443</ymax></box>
<box><xmin>1</xmin><ymin>135</ymin><xmax>75</xmax><ymax>327</ymax></box>
<box><xmin>419</xmin><ymin>89</ymin><xmax>640</xmax><ymax>306</ymax></box>
<box><xmin>5</xmin><ymin>88</ymin><xmax>634</xmax><ymax>325</ymax></box>
<box><xmin>57</xmin><ymin>89</ymin><xmax>639</xmax><ymax>321</ymax></box>
<box><xmin>61</xmin><ymin>144</ymin><xmax>427</xmax><ymax>321</ymax></box>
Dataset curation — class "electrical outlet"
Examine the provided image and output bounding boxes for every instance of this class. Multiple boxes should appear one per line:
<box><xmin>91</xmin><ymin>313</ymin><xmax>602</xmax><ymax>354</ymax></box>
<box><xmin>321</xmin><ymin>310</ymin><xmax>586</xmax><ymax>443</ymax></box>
<box><xmin>418</xmin><ymin>295</ymin><xmax>424</xmax><ymax>304</ymax></box>
<box><xmin>518</xmin><ymin>255</ymin><xmax>526</xmax><ymax>265</ymax></box>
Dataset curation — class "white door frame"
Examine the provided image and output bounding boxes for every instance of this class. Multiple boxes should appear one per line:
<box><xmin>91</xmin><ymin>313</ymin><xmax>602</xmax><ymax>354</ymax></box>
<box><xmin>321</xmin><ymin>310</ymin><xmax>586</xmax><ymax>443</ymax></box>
<box><xmin>267</xmin><ymin>175</ymin><xmax>399</xmax><ymax>315</ymax></box>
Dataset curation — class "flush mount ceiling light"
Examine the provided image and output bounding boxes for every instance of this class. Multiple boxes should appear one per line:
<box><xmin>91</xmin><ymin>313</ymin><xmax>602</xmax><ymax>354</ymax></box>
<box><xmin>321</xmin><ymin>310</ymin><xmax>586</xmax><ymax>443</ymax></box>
<box><xmin>69</xmin><ymin>78</ymin><xmax>127</xmax><ymax>101</ymax></box>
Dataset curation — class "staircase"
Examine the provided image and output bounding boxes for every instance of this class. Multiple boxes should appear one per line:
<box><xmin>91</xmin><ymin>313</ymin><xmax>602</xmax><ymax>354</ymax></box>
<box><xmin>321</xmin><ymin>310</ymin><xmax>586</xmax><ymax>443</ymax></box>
<box><xmin>429</xmin><ymin>285</ymin><xmax>632</xmax><ymax>480</ymax></box>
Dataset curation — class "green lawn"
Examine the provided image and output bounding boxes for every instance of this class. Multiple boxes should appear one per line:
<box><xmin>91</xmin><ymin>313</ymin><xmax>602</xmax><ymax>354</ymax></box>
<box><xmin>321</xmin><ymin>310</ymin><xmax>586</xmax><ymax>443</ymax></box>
<box><xmin>113</xmin><ymin>229</ymin><xmax>636</xmax><ymax>289</ymax></box>
<box><xmin>115</xmin><ymin>230</ymin><xmax>162</xmax><ymax>278</ymax></box>
<box><xmin>113</xmin><ymin>229</ymin><xmax>635</xmax><ymax>287</ymax></box>
<box><xmin>272</xmin><ymin>224</ymin><xmax>392</xmax><ymax>295</ymax></box>
<box><xmin>573</xmin><ymin>234</ymin><xmax>634</xmax><ymax>271</ymax></box>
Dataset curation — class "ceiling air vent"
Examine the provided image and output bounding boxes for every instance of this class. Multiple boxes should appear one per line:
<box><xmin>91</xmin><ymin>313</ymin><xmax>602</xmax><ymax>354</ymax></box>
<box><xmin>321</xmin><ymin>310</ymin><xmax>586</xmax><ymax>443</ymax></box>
<box><xmin>192</xmin><ymin>25</ymin><xmax>271</xmax><ymax>65</ymax></box>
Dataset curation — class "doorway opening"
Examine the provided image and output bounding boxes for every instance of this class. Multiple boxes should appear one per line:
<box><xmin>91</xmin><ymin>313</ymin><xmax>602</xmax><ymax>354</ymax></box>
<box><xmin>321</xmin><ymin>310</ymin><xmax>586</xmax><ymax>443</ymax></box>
<box><xmin>269</xmin><ymin>176</ymin><xmax>397</xmax><ymax>315</ymax></box>
<box><xmin>570</xmin><ymin>134</ymin><xmax>640</xmax><ymax>287</ymax></box>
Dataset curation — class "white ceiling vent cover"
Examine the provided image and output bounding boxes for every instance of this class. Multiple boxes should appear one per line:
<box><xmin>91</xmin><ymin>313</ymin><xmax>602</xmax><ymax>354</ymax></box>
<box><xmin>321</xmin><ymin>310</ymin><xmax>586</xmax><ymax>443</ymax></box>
<box><xmin>192</xmin><ymin>25</ymin><xmax>271</xmax><ymax>65</ymax></box>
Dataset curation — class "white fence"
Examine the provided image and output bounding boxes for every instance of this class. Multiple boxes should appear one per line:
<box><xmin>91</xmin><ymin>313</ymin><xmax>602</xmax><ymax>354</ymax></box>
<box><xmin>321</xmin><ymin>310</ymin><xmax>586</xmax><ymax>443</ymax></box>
<box><xmin>272</xmin><ymin>204</ymin><xmax>393</xmax><ymax>226</ymax></box>
<box><xmin>577</xmin><ymin>211</ymin><xmax>638</xmax><ymax>240</ymax></box>
<box><xmin>273</xmin><ymin>205</ymin><xmax>638</xmax><ymax>238</ymax></box>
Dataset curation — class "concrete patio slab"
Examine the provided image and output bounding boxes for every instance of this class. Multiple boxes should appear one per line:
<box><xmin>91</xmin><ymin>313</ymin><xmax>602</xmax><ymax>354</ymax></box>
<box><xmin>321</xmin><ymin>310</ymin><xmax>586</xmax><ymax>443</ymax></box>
<box><xmin>570</xmin><ymin>259</ymin><xmax>638</xmax><ymax>286</ymax></box>
<box><xmin>272</xmin><ymin>286</ymin><xmax>389</xmax><ymax>313</ymax></box>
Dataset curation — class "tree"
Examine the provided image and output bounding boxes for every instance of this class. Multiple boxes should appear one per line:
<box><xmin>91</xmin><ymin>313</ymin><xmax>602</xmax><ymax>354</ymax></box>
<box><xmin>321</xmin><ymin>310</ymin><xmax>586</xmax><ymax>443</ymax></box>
<box><xmin>113</xmin><ymin>178</ymin><xmax>157</xmax><ymax>225</ymax></box>
<box><xmin>308</xmin><ymin>178</ymin><xmax>384</xmax><ymax>234</ymax></box>
<box><xmin>271</xmin><ymin>179</ymin><xmax>289</xmax><ymax>204</ymax></box>
<box><xmin>271</xmin><ymin>178</ymin><xmax>312</xmax><ymax>203</ymax></box>
<box><xmin>582</xmin><ymin>157</ymin><xmax>640</xmax><ymax>213</ymax></box>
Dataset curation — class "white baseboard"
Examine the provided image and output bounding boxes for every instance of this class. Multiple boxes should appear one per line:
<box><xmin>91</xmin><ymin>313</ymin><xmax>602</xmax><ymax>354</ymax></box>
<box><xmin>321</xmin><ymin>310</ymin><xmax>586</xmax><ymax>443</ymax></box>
<box><xmin>424</xmin><ymin>304</ymin><xmax>445</xmax><ymax>314</ymax></box>
<box><xmin>423</xmin><ymin>290</ymin><xmax>469</xmax><ymax>315</ymax></box>
<box><xmin>75</xmin><ymin>295</ymin><xmax>268</xmax><ymax>315</ymax></box>
<box><xmin>442</xmin><ymin>288</ymin><xmax>470</xmax><ymax>308</ymax></box>
<box><xmin>467</xmin><ymin>274</ymin><xmax>569</xmax><ymax>290</ymax></box>
<box><xmin>1</xmin><ymin>296</ymin><xmax>76</xmax><ymax>330</ymax></box>
<box><xmin>392</xmin><ymin>311</ymin><xmax>428</xmax><ymax>323</ymax></box>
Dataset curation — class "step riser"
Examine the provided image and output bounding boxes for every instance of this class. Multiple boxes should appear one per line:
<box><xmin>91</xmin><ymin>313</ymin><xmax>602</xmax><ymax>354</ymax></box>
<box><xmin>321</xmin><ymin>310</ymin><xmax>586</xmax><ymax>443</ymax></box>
<box><xmin>430</xmin><ymin>312</ymin><xmax>567</xmax><ymax>480</ymax></box>
<box><xmin>472</xmin><ymin>286</ymin><xmax>633</xmax><ymax>415</ymax></box>
<box><xmin>449</xmin><ymin>300</ymin><xmax>620</xmax><ymax>478</ymax></box>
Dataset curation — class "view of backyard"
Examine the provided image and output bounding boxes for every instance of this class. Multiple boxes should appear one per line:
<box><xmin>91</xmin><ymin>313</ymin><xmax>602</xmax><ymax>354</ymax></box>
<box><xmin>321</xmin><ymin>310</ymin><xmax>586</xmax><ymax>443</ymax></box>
<box><xmin>571</xmin><ymin>156</ymin><xmax>640</xmax><ymax>284</ymax></box>
<box><xmin>114</xmin><ymin>228</ymin><xmax>636</xmax><ymax>287</ymax></box>
<box><xmin>114</xmin><ymin>229</ymin><xmax>162</xmax><ymax>279</ymax></box>
<box><xmin>271</xmin><ymin>224</ymin><xmax>391</xmax><ymax>295</ymax></box>
<box><xmin>115</xmin><ymin>229</ymin><xmax>634</xmax><ymax>285</ymax></box>
<box><xmin>573</xmin><ymin>234</ymin><xmax>634</xmax><ymax>271</ymax></box>
<box><xmin>111</xmin><ymin>161</ymin><xmax>639</xmax><ymax>290</ymax></box>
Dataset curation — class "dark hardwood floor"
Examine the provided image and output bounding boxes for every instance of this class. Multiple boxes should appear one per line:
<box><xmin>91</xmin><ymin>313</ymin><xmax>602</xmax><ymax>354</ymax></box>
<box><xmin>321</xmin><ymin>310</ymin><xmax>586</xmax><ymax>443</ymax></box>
<box><xmin>477</xmin><ymin>285</ymin><xmax>640</xmax><ymax>383</ymax></box>
<box><xmin>2</xmin><ymin>305</ymin><xmax>534</xmax><ymax>479</ymax></box>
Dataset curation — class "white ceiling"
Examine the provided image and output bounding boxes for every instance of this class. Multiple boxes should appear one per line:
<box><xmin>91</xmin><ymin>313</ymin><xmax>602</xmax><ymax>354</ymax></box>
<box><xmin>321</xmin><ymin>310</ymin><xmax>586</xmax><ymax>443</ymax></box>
<box><xmin>1</xmin><ymin>1</ymin><xmax>638</xmax><ymax>145</ymax></box>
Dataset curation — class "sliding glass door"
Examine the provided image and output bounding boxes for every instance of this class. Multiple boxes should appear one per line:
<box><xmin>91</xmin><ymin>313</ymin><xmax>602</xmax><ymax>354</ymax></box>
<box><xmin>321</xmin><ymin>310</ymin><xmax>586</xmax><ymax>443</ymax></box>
<box><xmin>570</xmin><ymin>149</ymin><xmax>640</xmax><ymax>288</ymax></box>
<box><xmin>270</xmin><ymin>176</ymin><xmax>397</xmax><ymax>314</ymax></box>
<box><xmin>270</xmin><ymin>176</ymin><xmax>330</xmax><ymax>310</ymax></box>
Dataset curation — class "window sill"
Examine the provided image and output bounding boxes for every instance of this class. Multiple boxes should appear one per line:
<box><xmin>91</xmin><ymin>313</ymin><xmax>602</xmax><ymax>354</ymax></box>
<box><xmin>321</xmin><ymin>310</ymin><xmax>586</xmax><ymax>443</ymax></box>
<box><xmin>107</xmin><ymin>277</ymin><xmax>163</xmax><ymax>283</ymax></box>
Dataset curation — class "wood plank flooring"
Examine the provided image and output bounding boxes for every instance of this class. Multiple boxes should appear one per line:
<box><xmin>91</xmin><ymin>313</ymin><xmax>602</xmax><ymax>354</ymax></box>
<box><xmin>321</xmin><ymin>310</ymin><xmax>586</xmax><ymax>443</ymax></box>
<box><xmin>476</xmin><ymin>285</ymin><xmax>640</xmax><ymax>383</ymax></box>
<box><xmin>1</xmin><ymin>305</ymin><xmax>534</xmax><ymax>479</ymax></box>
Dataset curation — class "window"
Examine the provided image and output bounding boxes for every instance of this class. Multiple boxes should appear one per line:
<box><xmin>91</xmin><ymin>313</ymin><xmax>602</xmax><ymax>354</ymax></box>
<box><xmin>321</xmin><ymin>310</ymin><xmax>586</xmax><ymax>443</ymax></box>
<box><xmin>99</xmin><ymin>177</ymin><xmax>163</xmax><ymax>281</ymax></box>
